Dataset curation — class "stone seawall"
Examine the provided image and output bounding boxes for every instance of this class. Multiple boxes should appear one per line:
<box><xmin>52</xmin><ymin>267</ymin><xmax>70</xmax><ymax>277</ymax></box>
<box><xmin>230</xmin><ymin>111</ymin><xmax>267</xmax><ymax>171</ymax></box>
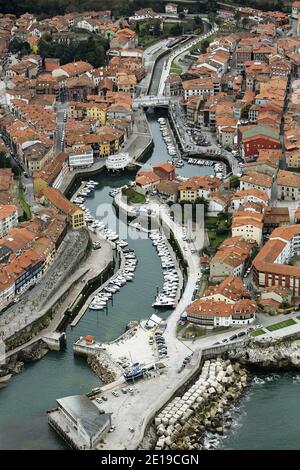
<box><xmin>87</xmin><ymin>351</ymin><xmax>122</xmax><ymax>385</ymax></box>
<box><xmin>0</xmin><ymin>340</ymin><xmax>49</xmax><ymax>381</ymax></box>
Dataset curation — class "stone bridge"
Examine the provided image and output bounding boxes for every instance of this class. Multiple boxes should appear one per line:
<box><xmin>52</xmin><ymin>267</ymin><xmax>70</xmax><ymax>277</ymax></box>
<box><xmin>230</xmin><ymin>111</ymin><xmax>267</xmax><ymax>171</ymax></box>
<box><xmin>132</xmin><ymin>95</ymin><xmax>170</xmax><ymax>109</ymax></box>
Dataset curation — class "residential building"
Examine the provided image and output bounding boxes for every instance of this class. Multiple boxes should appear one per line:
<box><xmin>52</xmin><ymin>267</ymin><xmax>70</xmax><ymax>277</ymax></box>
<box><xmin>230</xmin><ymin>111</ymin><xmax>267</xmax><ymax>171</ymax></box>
<box><xmin>135</xmin><ymin>170</ymin><xmax>160</xmax><ymax>193</ymax></box>
<box><xmin>178</xmin><ymin>176</ymin><xmax>221</xmax><ymax>202</ymax></box>
<box><xmin>252</xmin><ymin>225</ymin><xmax>300</xmax><ymax>295</ymax></box>
<box><xmin>156</xmin><ymin>180</ymin><xmax>179</xmax><ymax>203</ymax></box>
<box><xmin>68</xmin><ymin>146</ymin><xmax>94</xmax><ymax>169</ymax></box>
<box><xmin>41</xmin><ymin>187</ymin><xmax>86</xmax><ymax>230</ymax></box>
<box><xmin>276</xmin><ymin>170</ymin><xmax>300</xmax><ymax>201</ymax></box>
<box><xmin>231</xmin><ymin>210</ymin><xmax>263</xmax><ymax>245</ymax></box>
<box><xmin>263</xmin><ymin>207</ymin><xmax>290</xmax><ymax>235</ymax></box>
<box><xmin>0</xmin><ymin>205</ymin><xmax>18</xmax><ymax>237</ymax></box>
<box><xmin>239</xmin><ymin>172</ymin><xmax>273</xmax><ymax>198</ymax></box>
<box><xmin>153</xmin><ymin>162</ymin><xmax>175</xmax><ymax>181</ymax></box>
<box><xmin>165</xmin><ymin>3</ymin><xmax>178</xmax><ymax>15</ymax></box>
<box><xmin>182</xmin><ymin>78</ymin><xmax>214</xmax><ymax>100</ymax></box>
<box><xmin>185</xmin><ymin>298</ymin><xmax>256</xmax><ymax>327</ymax></box>
<box><xmin>210</xmin><ymin>236</ymin><xmax>255</xmax><ymax>281</ymax></box>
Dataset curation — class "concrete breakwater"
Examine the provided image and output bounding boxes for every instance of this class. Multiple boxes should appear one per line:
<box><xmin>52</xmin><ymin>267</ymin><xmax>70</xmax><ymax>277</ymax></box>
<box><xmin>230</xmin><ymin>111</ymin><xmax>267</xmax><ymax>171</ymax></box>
<box><xmin>152</xmin><ymin>358</ymin><xmax>248</xmax><ymax>450</ymax></box>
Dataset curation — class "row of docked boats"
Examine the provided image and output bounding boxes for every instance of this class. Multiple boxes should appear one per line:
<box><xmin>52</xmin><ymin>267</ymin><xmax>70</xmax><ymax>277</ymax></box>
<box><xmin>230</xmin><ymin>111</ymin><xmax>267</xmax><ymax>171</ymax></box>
<box><xmin>158</xmin><ymin>117</ymin><xmax>177</xmax><ymax>157</ymax></box>
<box><xmin>73</xmin><ymin>180</ymin><xmax>98</xmax><ymax>201</ymax></box>
<box><xmin>187</xmin><ymin>159</ymin><xmax>214</xmax><ymax>167</ymax></box>
<box><xmin>150</xmin><ymin>232</ymin><xmax>180</xmax><ymax>308</ymax></box>
<box><xmin>72</xmin><ymin>196</ymin><xmax>128</xmax><ymax>245</ymax></box>
<box><xmin>89</xmin><ymin>249</ymin><xmax>137</xmax><ymax>310</ymax></box>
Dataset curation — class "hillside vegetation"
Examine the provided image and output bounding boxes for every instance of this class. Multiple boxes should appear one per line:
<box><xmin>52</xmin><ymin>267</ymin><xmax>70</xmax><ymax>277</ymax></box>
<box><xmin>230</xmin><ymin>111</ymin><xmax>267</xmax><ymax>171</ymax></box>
<box><xmin>0</xmin><ymin>0</ymin><xmax>288</xmax><ymax>18</ymax></box>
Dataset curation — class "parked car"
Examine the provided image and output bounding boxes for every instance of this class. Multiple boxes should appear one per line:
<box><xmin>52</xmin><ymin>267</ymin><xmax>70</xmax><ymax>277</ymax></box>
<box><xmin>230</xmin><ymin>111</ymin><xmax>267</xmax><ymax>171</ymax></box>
<box><xmin>237</xmin><ymin>331</ymin><xmax>246</xmax><ymax>337</ymax></box>
<box><xmin>229</xmin><ymin>334</ymin><xmax>237</xmax><ymax>341</ymax></box>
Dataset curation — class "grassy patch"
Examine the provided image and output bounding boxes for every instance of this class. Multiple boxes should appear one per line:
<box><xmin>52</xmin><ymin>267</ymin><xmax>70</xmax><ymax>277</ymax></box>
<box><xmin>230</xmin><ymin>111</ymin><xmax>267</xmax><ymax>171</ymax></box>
<box><xmin>189</xmin><ymin>33</ymin><xmax>216</xmax><ymax>53</ymax></box>
<box><xmin>181</xmin><ymin>324</ymin><xmax>206</xmax><ymax>339</ymax></box>
<box><xmin>18</xmin><ymin>178</ymin><xmax>31</xmax><ymax>220</ymax></box>
<box><xmin>266</xmin><ymin>319</ymin><xmax>297</xmax><ymax>332</ymax></box>
<box><xmin>250</xmin><ymin>329</ymin><xmax>266</xmax><ymax>337</ymax></box>
<box><xmin>170</xmin><ymin>63</ymin><xmax>182</xmax><ymax>74</ymax></box>
<box><xmin>207</xmin><ymin>230</ymin><xmax>228</xmax><ymax>249</ymax></box>
<box><xmin>123</xmin><ymin>187</ymin><xmax>145</xmax><ymax>205</ymax></box>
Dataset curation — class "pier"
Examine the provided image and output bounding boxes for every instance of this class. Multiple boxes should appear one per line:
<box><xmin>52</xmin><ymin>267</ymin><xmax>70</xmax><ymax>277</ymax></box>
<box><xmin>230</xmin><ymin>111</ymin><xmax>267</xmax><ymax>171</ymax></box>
<box><xmin>70</xmin><ymin>246</ymin><xmax>125</xmax><ymax>327</ymax></box>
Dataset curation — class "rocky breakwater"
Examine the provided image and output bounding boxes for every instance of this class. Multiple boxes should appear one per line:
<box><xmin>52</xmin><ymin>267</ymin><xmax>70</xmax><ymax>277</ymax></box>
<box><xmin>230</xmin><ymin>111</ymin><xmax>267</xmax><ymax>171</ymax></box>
<box><xmin>87</xmin><ymin>351</ymin><xmax>122</xmax><ymax>384</ymax></box>
<box><xmin>227</xmin><ymin>337</ymin><xmax>300</xmax><ymax>369</ymax></box>
<box><xmin>153</xmin><ymin>358</ymin><xmax>248</xmax><ymax>450</ymax></box>
<box><xmin>0</xmin><ymin>340</ymin><xmax>49</xmax><ymax>385</ymax></box>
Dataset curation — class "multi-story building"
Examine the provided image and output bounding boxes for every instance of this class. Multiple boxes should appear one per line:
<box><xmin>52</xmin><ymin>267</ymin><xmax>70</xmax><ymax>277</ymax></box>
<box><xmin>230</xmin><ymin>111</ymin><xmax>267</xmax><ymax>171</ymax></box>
<box><xmin>210</xmin><ymin>236</ymin><xmax>255</xmax><ymax>281</ymax></box>
<box><xmin>231</xmin><ymin>210</ymin><xmax>263</xmax><ymax>245</ymax></box>
<box><xmin>41</xmin><ymin>187</ymin><xmax>86</xmax><ymax>230</ymax></box>
<box><xmin>276</xmin><ymin>170</ymin><xmax>300</xmax><ymax>201</ymax></box>
<box><xmin>178</xmin><ymin>176</ymin><xmax>222</xmax><ymax>202</ymax></box>
<box><xmin>0</xmin><ymin>205</ymin><xmax>18</xmax><ymax>237</ymax></box>
<box><xmin>239</xmin><ymin>172</ymin><xmax>273</xmax><ymax>198</ymax></box>
<box><xmin>182</xmin><ymin>78</ymin><xmax>214</xmax><ymax>100</ymax></box>
<box><xmin>68</xmin><ymin>146</ymin><xmax>94</xmax><ymax>169</ymax></box>
<box><xmin>252</xmin><ymin>225</ymin><xmax>300</xmax><ymax>295</ymax></box>
<box><xmin>240</xmin><ymin>126</ymin><xmax>281</xmax><ymax>161</ymax></box>
<box><xmin>185</xmin><ymin>298</ymin><xmax>256</xmax><ymax>327</ymax></box>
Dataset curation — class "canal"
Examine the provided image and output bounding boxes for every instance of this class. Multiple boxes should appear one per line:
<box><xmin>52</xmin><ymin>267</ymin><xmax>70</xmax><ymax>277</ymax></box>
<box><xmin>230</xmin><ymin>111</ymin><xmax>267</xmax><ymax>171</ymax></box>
<box><xmin>0</xmin><ymin>109</ymin><xmax>213</xmax><ymax>449</ymax></box>
<box><xmin>2</xmin><ymin>93</ymin><xmax>295</xmax><ymax>451</ymax></box>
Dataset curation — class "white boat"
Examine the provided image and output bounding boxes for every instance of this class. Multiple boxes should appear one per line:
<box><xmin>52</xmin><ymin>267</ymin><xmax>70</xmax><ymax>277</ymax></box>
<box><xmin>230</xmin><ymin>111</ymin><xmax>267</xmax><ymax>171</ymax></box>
<box><xmin>90</xmin><ymin>303</ymin><xmax>105</xmax><ymax>310</ymax></box>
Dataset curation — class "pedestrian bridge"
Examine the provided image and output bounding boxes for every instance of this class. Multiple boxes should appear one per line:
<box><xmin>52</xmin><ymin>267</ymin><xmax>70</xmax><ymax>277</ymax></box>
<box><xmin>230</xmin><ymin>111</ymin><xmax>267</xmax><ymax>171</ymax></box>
<box><xmin>133</xmin><ymin>95</ymin><xmax>170</xmax><ymax>109</ymax></box>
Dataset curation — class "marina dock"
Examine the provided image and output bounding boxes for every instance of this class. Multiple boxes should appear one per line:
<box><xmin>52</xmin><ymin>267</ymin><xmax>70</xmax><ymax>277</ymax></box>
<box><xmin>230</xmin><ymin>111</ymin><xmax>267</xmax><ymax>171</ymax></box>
<box><xmin>70</xmin><ymin>246</ymin><xmax>125</xmax><ymax>327</ymax></box>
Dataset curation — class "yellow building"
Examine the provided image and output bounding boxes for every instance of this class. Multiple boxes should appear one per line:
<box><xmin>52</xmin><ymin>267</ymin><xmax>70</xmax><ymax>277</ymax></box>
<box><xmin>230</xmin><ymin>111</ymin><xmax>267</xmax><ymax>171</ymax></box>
<box><xmin>42</xmin><ymin>186</ymin><xmax>86</xmax><ymax>230</ymax></box>
<box><xmin>86</xmin><ymin>104</ymin><xmax>107</xmax><ymax>125</ymax></box>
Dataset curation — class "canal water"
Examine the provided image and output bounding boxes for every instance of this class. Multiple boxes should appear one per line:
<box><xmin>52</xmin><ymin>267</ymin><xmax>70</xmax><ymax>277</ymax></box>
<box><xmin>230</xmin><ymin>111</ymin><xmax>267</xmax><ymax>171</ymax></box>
<box><xmin>0</xmin><ymin>111</ymin><xmax>211</xmax><ymax>450</ymax></box>
<box><xmin>1</xmin><ymin>111</ymin><xmax>298</xmax><ymax>450</ymax></box>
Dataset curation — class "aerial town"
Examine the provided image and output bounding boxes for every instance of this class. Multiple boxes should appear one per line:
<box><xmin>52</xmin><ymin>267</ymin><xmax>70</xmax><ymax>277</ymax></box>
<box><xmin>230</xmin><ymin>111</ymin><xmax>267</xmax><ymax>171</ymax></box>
<box><xmin>1</xmin><ymin>0</ymin><xmax>300</xmax><ymax>454</ymax></box>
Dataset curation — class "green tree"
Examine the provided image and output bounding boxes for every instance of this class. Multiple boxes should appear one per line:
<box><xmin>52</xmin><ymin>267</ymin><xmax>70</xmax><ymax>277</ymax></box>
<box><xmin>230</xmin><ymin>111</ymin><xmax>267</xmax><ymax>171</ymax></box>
<box><xmin>229</xmin><ymin>175</ymin><xmax>240</xmax><ymax>189</ymax></box>
<box><xmin>38</xmin><ymin>35</ymin><xmax>108</xmax><ymax>68</ymax></box>
<box><xmin>153</xmin><ymin>21</ymin><xmax>161</xmax><ymax>37</ymax></box>
<box><xmin>0</xmin><ymin>151</ymin><xmax>10</xmax><ymax>168</ymax></box>
<box><xmin>170</xmin><ymin>23</ymin><xmax>183</xmax><ymax>37</ymax></box>
<box><xmin>9</xmin><ymin>38</ymin><xmax>31</xmax><ymax>56</ymax></box>
<box><xmin>201</xmin><ymin>39</ymin><xmax>210</xmax><ymax>53</ymax></box>
<box><xmin>194</xmin><ymin>16</ymin><xmax>202</xmax><ymax>26</ymax></box>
